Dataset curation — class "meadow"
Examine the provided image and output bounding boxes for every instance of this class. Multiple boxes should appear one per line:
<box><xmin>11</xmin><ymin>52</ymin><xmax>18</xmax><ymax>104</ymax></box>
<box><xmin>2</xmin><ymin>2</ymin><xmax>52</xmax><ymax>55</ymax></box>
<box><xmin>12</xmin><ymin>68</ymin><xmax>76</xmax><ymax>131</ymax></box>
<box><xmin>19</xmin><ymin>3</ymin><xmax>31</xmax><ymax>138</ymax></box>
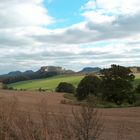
<box><xmin>133</xmin><ymin>73</ymin><xmax>140</xmax><ymax>87</ymax></box>
<box><xmin>8</xmin><ymin>75</ymin><xmax>85</xmax><ymax>91</ymax></box>
<box><xmin>8</xmin><ymin>74</ymin><xmax>140</xmax><ymax>91</ymax></box>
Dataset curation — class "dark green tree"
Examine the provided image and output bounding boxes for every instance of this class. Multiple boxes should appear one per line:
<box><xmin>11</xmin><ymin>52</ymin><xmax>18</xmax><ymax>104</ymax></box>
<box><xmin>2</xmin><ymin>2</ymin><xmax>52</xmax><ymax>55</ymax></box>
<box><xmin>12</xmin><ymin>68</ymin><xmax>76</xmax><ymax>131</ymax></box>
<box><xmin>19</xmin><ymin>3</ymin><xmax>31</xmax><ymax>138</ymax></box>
<box><xmin>56</xmin><ymin>82</ymin><xmax>76</xmax><ymax>94</ymax></box>
<box><xmin>136</xmin><ymin>83</ymin><xmax>140</xmax><ymax>93</ymax></box>
<box><xmin>100</xmin><ymin>64</ymin><xmax>135</xmax><ymax>105</ymax></box>
<box><xmin>76</xmin><ymin>75</ymin><xmax>101</xmax><ymax>100</ymax></box>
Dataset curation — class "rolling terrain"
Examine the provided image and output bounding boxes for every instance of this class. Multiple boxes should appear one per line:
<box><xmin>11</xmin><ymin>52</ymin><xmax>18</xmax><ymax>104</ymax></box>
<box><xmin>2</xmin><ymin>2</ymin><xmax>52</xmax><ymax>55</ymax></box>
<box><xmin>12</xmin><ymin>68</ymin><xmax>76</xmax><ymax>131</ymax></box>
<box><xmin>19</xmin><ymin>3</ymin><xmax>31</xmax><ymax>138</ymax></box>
<box><xmin>8</xmin><ymin>73</ymin><xmax>140</xmax><ymax>91</ymax></box>
<box><xmin>8</xmin><ymin>75</ymin><xmax>85</xmax><ymax>90</ymax></box>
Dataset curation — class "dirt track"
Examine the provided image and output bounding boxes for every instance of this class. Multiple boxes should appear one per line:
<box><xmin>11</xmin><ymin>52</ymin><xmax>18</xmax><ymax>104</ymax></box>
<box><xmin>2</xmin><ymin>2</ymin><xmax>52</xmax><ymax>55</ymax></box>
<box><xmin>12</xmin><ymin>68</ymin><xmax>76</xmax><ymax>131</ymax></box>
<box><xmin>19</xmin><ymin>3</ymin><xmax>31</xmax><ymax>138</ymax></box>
<box><xmin>0</xmin><ymin>90</ymin><xmax>140</xmax><ymax>140</ymax></box>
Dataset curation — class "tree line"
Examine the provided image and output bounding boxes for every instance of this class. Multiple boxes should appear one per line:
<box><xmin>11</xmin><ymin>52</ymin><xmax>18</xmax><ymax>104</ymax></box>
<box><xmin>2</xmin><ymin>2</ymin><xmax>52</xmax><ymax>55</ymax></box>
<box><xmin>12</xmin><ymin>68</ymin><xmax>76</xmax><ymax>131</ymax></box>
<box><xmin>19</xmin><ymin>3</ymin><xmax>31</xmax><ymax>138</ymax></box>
<box><xmin>0</xmin><ymin>71</ymin><xmax>59</xmax><ymax>84</ymax></box>
<box><xmin>56</xmin><ymin>64</ymin><xmax>138</xmax><ymax>105</ymax></box>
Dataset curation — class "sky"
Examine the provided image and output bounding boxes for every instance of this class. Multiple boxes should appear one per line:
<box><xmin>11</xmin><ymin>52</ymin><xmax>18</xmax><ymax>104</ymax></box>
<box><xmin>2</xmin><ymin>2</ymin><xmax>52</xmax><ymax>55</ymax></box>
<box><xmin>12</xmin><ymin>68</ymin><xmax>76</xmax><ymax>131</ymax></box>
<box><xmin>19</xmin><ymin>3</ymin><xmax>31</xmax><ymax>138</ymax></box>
<box><xmin>0</xmin><ymin>0</ymin><xmax>140</xmax><ymax>74</ymax></box>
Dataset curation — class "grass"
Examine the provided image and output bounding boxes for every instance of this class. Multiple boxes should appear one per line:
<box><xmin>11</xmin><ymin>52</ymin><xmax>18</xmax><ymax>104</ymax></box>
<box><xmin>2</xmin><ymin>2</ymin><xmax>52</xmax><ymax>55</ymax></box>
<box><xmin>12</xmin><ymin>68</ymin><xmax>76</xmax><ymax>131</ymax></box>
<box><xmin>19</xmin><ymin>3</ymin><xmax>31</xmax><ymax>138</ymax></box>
<box><xmin>8</xmin><ymin>75</ymin><xmax>85</xmax><ymax>91</ymax></box>
<box><xmin>8</xmin><ymin>73</ymin><xmax>140</xmax><ymax>92</ymax></box>
<box><xmin>63</xmin><ymin>93</ymin><xmax>140</xmax><ymax>108</ymax></box>
<box><xmin>133</xmin><ymin>79</ymin><xmax>140</xmax><ymax>87</ymax></box>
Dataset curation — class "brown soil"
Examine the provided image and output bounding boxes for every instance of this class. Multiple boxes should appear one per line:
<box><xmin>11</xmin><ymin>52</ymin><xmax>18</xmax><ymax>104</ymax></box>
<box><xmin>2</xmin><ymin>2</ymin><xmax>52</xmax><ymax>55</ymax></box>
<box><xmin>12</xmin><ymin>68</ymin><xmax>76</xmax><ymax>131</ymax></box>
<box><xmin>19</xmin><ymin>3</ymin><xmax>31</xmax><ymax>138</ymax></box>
<box><xmin>0</xmin><ymin>90</ymin><xmax>139</xmax><ymax>140</ymax></box>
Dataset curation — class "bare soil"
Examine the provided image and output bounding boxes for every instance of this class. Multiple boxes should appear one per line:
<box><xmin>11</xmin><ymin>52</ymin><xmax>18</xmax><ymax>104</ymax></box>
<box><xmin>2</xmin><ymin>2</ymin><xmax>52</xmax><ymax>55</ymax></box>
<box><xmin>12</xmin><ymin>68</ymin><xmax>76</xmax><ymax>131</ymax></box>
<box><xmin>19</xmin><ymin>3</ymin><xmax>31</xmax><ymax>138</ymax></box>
<box><xmin>0</xmin><ymin>90</ymin><xmax>140</xmax><ymax>140</ymax></box>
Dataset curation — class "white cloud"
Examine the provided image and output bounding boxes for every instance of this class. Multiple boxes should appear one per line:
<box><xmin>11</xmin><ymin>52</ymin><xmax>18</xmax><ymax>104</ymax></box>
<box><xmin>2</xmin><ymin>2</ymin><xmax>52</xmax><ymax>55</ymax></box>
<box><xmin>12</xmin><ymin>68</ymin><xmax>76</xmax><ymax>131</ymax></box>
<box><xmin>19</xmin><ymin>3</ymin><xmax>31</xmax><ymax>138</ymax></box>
<box><xmin>0</xmin><ymin>0</ymin><xmax>140</xmax><ymax>73</ymax></box>
<box><xmin>1</xmin><ymin>40</ymin><xmax>140</xmax><ymax>73</ymax></box>
<box><xmin>97</xmin><ymin>0</ymin><xmax>140</xmax><ymax>15</ymax></box>
<box><xmin>81</xmin><ymin>0</ymin><xmax>97</xmax><ymax>10</ymax></box>
<box><xmin>82</xmin><ymin>11</ymin><xmax>115</xmax><ymax>24</ymax></box>
<box><xmin>0</xmin><ymin>0</ymin><xmax>53</xmax><ymax>28</ymax></box>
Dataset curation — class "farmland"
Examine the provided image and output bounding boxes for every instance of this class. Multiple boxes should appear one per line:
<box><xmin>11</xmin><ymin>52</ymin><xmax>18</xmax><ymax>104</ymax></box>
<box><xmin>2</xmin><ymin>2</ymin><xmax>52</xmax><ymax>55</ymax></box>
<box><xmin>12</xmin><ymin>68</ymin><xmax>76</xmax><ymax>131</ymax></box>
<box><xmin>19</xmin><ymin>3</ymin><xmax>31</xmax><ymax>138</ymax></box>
<box><xmin>8</xmin><ymin>75</ymin><xmax>85</xmax><ymax>91</ymax></box>
<box><xmin>2</xmin><ymin>73</ymin><xmax>140</xmax><ymax>139</ymax></box>
<box><xmin>8</xmin><ymin>73</ymin><xmax>140</xmax><ymax>91</ymax></box>
<box><xmin>0</xmin><ymin>90</ymin><xmax>139</xmax><ymax>140</ymax></box>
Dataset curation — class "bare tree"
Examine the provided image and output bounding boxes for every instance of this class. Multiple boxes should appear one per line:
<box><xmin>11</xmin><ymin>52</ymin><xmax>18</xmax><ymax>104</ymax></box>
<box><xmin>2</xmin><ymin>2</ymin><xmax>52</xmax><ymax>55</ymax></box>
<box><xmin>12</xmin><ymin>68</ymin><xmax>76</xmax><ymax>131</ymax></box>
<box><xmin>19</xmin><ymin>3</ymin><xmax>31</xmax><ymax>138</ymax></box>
<box><xmin>47</xmin><ymin>105</ymin><xmax>103</xmax><ymax>140</ymax></box>
<box><xmin>71</xmin><ymin>105</ymin><xmax>103</xmax><ymax>140</ymax></box>
<box><xmin>0</xmin><ymin>97</ymin><xmax>103</xmax><ymax>140</ymax></box>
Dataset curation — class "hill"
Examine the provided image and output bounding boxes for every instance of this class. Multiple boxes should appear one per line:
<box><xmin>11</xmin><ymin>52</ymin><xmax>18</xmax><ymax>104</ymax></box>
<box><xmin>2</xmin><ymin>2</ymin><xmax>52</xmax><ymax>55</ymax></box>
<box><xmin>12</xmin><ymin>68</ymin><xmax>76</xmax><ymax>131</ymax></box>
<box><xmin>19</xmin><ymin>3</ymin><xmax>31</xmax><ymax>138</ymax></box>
<box><xmin>0</xmin><ymin>71</ymin><xmax>23</xmax><ymax>77</ymax></box>
<box><xmin>2</xmin><ymin>65</ymin><xmax>140</xmax><ymax>85</ymax></box>
<box><xmin>8</xmin><ymin>73</ymin><xmax>140</xmax><ymax>91</ymax></box>
<box><xmin>8</xmin><ymin>75</ymin><xmax>84</xmax><ymax>91</ymax></box>
<box><xmin>0</xmin><ymin>66</ymin><xmax>75</xmax><ymax>84</ymax></box>
<box><xmin>79</xmin><ymin>67</ymin><xmax>101</xmax><ymax>73</ymax></box>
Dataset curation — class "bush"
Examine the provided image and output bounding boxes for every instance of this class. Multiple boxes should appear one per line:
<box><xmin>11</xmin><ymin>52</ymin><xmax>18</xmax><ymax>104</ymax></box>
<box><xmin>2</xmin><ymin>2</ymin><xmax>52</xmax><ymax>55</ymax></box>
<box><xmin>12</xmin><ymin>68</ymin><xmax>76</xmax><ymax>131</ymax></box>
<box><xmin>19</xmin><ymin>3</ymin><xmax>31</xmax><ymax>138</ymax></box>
<box><xmin>8</xmin><ymin>87</ymin><xmax>14</xmax><ymax>90</ymax></box>
<box><xmin>76</xmin><ymin>75</ymin><xmax>101</xmax><ymax>101</ymax></box>
<box><xmin>38</xmin><ymin>88</ymin><xmax>46</xmax><ymax>92</ymax></box>
<box><xmin>56</xmin><ymin>82</ymin><xmax>76</xmax><ymax>94</ymax></box>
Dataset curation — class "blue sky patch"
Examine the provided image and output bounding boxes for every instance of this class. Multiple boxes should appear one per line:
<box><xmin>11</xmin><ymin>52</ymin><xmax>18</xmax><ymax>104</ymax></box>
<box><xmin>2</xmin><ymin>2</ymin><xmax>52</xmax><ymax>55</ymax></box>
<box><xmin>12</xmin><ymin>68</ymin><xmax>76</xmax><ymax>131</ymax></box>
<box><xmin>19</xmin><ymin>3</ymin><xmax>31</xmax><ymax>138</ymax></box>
<box><xmin>44</xmin><ymin>0</ymin><xmax>88</xmax><ymax>28</ymax></box>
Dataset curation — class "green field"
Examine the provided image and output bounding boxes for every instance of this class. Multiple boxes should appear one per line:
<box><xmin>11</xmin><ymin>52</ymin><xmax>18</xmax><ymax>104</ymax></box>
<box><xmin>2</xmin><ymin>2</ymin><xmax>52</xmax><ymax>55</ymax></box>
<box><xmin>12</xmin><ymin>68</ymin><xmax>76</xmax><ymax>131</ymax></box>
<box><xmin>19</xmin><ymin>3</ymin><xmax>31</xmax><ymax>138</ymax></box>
<box><xmin>133</xmin><ymin>74</ymin><xmax>140</xmax><ymax>87</ymax></box>
<box><xmin>8</xmin><ymin>75</ymin><xmax>85</xmax><ymax>91</ymax></box>
<box><xmin>8</xmin><ymin>74</ymin><xmax>140</xmax><ymax>91</ymax></box>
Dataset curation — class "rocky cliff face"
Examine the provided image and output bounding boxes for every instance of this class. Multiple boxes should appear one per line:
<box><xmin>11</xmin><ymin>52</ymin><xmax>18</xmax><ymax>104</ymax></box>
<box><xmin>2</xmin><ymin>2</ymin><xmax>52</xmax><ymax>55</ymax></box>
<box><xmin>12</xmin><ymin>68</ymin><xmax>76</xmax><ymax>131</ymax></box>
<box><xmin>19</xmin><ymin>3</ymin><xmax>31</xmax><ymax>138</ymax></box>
<box><xmin>38</xmin><ymin>66</ymin><xmax>75</xmax><ymax>74</ymax></box>
<box><xmin>39</xmin><ymin>66</ymin><xmax>63</xmax><ymax>73</ymax></box>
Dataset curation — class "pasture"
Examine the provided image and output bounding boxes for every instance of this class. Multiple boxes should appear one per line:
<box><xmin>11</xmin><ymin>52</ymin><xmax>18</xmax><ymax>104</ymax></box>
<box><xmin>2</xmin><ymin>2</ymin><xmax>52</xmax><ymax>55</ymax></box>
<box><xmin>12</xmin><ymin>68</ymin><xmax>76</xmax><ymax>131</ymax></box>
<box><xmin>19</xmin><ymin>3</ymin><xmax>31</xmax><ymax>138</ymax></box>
<box><xmin>8</xmin><ymin>75</ymin><xmax>85</xmax><ymax>90</ymax></box>
<box><xmin>8</xmin><ymin>74</ymin><xmax>140</xmax><ymax>91</ymax></box>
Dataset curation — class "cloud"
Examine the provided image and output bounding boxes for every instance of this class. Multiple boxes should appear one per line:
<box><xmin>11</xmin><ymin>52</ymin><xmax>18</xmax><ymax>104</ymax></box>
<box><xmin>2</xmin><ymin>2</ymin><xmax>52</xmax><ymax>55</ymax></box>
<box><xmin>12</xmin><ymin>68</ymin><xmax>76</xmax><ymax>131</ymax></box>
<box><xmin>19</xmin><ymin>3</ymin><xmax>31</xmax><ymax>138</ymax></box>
<box><xmin>0</xmin><ymin>0</ymin><xmax>53</xmax><ymax>28</ymax></box>
<box><xmin>1</xmin><ymin>40</ymin><xmax>140</xmax><ymax>74</ymax></box>
<box><xmin>97</xmin><ymin>0</ymin><xmax>140</xmax><ymax>13</ymax></box>
<box><xmin>0</xmin><ymin>0</ymin><xmax>140</xmax><ymax>73</ymax></box>
<box><xmin>81</xmin><ymin>0</ymin><xmax>97</xmax><ymax>10</ymax></box>
<box><xmin>31</xmin><ymin>10</ymin><xmax>140</xmax><ymax>45</ymax></box>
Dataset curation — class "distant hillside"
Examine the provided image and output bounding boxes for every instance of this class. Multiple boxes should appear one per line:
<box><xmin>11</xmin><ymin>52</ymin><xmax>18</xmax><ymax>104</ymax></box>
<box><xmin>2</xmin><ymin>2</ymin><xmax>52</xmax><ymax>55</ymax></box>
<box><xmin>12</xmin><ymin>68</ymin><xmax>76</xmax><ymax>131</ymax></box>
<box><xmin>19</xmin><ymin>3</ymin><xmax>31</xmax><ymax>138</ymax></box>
<box><xmin>0</xmin><ymin>71</ymin><xmax>22</xmax><ymax>77</ymax></box>
<box><xmin>79</xmin><ymin>67</ymin><xmax>101</xmax><ymax>74</ymax></box>
<box><xmin>129</xmin><ymin>67</ymin><xmax>140</xmax><ymax>73</ymax></box>
<box><xmin>23</xmin><ymin>70</ymin><xmax>34</xmax><ymax>75</ymax></box>
<box><xmin>0</xmin><ymin>70</ymin><xmax>34</xmax><ymax>78</ymax></box>
<box><xmin>0</xmin><ymin>66</ymin><xmax>75</xmax><ymax>84</ymax></box>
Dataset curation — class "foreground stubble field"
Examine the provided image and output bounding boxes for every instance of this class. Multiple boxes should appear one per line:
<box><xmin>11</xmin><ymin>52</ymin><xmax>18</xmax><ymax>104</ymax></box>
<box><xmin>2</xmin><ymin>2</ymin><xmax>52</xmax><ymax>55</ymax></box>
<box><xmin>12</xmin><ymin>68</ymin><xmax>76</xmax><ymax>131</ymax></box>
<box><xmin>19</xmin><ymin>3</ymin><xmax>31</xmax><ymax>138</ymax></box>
<box><xmin>0</xmin><ymin>90</ymin><xmax>140</xmax><ymax>140</ymax></box>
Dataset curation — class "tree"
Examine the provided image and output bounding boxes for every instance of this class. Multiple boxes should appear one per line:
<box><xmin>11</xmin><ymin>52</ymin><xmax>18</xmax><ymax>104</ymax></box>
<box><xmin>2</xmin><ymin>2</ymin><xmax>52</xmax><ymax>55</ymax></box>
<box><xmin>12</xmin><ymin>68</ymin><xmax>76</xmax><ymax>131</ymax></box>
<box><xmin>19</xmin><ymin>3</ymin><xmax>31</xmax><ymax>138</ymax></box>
<box><xmin>76</xmin><ymin>75</ymin><xmax>101</xmax><ymax>100</ymax></box>
<box><xmin>55</xmin><ymin>82</ymin><xmax>76</xmax><ymax>94</ymax></box>
<box><xmin>100</xmin><ymin>64</ymin><xmax>135</xmax><ymax>105</ymax></box>
<box><xmin>136</xmin><ymin>83</ymin><xmax>140</xmax><ymax>93</ymax></box>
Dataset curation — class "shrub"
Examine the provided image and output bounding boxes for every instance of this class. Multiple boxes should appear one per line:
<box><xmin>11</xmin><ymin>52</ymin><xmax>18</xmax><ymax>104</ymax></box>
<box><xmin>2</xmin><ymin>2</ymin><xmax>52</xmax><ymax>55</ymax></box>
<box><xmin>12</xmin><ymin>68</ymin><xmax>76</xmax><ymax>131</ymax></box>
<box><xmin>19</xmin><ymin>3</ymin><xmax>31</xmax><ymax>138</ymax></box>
<box><xmin>76</xmin><ymin>75</ymin><xmax>101</xmax><ymax>101</ymax></box>
<box><xmin>38</xmin><ymin>87</ymin><xmax>42</xmax><ymax>91</ymax></box>
<box><xmin>38</xmin><ymin>88</ymin><xmax>46</xmax><ymax>92</ymax></box>
<box><xmin>55</xmin><ymin>82</ymin><xmax>76</xmax><ymax>94</ymax></box>
<box><xmin>8</xmin><ymin>87</ymin><xmax>14</xmax><ymax>90</ymax></box>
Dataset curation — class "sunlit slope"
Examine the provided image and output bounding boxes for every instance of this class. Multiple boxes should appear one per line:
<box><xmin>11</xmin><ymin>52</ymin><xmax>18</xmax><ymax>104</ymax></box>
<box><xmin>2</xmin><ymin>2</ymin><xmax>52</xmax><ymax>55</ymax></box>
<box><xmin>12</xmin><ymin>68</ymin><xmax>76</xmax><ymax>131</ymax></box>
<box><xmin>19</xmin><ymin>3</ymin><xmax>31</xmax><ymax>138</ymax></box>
<box><xmin>133</xmin><ymin>73</ymin><xmax>140</xmax><ymax>87</ymax></box>
<box><xmin>8</xmin><ymin>75</ymin><xmax>85</xmax><ymax>90</ymax></box>
<box><xmin>8</xmin><ymin>73</ymin><xmax>140</xmax><ymax>91</ymax></box>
